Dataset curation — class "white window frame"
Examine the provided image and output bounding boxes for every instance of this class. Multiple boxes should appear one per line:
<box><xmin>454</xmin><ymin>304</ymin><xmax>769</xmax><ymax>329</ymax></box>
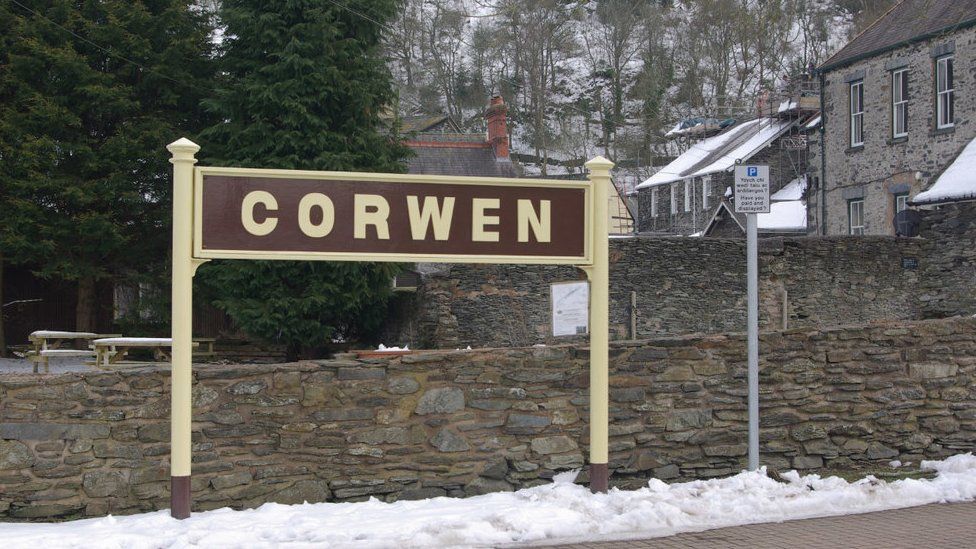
<box><xmin>684</xmin><ymin>180</ymin><xmax>691</xmax><ymax>212</ymax></box>
<box><xmin>849</xmin><ymin>199</ymin><xmax>865</xmax><ymax>235</ymax></box>
<box><xmin>670</xmin><ymin>184</ymin><xmax>677</xmax><ymax>215</ymax></box>
<box><xmin>936</xmin><ymin>55</ymin><xmax>954</xmax><ymax>129</ymax></box>
<box><xmin>892</xmin><ymin>68</ymin><xmax>908</xmax><ymax>138</ymax></box>
<box><xmin>702</xmin><ymin>177</ymin><xmax>710</xmax><ymax>209</ymax></box>
<box><xmin>850</xmin><ymin>80</ymin><xmax>864</xmax><ymax>146</ymax></box>
<box><xmin>895</xmin><ymin>193</ymin><xmax>909</xmax><ymax>214</ymax></box>
<box><xmin>651</xmin><ymin>188</ymin><xmax>658</xmax><ymax>218</ymax></box>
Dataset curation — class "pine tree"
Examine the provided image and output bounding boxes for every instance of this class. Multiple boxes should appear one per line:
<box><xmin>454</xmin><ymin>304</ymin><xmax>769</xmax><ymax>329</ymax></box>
<box><xmin>198</xmin><ymin>0</ymin><xmax>410</xmax><ymax>359</ymax></box>
<box><xmin>0</xmin><ymin>0</ymin><xmax>216</xmax><ymax>333</ymax></box>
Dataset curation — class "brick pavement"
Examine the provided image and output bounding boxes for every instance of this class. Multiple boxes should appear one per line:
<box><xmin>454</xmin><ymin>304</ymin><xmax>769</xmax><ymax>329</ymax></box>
<box><xmin>532</xmin><ymin>501</ymin><xmax>976</xmax><ymax>548</ymax></box>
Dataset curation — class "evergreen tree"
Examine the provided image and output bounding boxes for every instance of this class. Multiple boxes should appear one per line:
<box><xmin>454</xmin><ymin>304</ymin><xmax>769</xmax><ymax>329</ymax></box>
<box><xmin>0</xmin><ymin>0</ymin><xmax>216</xmax><ymax>332</ymax></box>
<box><xmin>198</xmin><ymin>0</ymin><xmax>410</xmax><ymax>359</ymax></box>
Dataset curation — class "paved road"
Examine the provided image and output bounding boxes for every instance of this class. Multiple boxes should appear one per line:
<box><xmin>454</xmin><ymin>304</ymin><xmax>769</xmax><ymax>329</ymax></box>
<box><xmin>535</xmin><ymin>501</ymin><xmax>976</xmax><ymax>548</ymax></box>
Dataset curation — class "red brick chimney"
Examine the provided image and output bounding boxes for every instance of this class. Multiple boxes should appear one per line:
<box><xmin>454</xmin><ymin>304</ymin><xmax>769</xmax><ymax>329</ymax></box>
<box><xmin>485</xmin><ymin>95</ymin><xmax>509</xmax><ymax>159</ymax></box>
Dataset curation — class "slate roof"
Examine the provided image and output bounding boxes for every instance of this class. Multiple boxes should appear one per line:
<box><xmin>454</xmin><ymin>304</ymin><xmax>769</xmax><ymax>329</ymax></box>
<box><xmin>820</xmin><ymin>0</ymin><xmax>976</xmax><ymax>72</ymax></box>
<box><xmin>406</xmin><ymin>144</ymin><xmax>518</xmax><ymax>178</ymax></box>
<box><xmin>399</xmin><ymin>115</ymin><xmax>461</xmax><ymax>133</ymax></box>
<box><xmin>636</xmin><ymin>117</ymin><xmax>797</xmax><ymax>189</ymax></box>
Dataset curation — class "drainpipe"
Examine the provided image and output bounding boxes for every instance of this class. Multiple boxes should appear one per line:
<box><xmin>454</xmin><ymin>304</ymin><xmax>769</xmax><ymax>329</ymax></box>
<box><xmin>819</xmin><ymin>72</ymin><xmax>828</xmax><ymax>236</ymax></box>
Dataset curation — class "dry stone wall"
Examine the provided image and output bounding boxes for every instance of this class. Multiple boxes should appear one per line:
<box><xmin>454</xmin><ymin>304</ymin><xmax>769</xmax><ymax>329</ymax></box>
<box><xmin>389</xmin><ymin>235</ymin><xmax>928</xmax><ymax>349</ymax></box>
<box><xmin>2</xmin><ymin>316</ymin><xmax>976</xmax><ymax>520</ymax></box>
<box><xmin>388</xmin><ymin>203</ymin><xmax>976</xmax><ymax>350</ymax></box>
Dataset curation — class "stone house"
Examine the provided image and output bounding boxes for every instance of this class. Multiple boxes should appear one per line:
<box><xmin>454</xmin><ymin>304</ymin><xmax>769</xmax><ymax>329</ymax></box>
<box><xmin>635</xmin><ymin>109</ymin><xmax>816</xmax><ymax>236</ymax></box>
<box><xmin>812</xmin><ymin>0</ymin><xmax>976</xmax><ymax>235</ymax></box>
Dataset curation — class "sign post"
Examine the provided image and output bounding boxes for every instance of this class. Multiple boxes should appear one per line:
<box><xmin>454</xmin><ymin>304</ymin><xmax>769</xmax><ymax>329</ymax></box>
<box><xmin>584</xmin><ymin>156</ymin><xmax>613</xmax><ymax>493</ymax></box>
<box><xmin>166</xmin><ymin>138</ymin><xmax>612</xmax><ymax>517</ymax></box>
<box><xmin>167</xmin><ymin>138</ymin><xmax>204</xmax><ymax>519</ymax></box>
<box><xmin>733</xmin><ymin>164</ymin><xmax>769</xmax><ymax>472</ymax></box>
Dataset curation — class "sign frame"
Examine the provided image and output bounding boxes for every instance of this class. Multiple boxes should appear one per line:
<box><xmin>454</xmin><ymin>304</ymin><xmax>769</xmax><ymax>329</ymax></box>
<box><xmin>167</xmin><ymin>138</ymin><xmax>614</xmax><ymax>519</ymax></box>
<box><xmin>733</xmin><ymin>164</ymin><xmax>771</xmax><ymax>214</ymax></box>
<box><xmin>193</xmin><ymin>166</ymin><xmax>592</xmax><ymax>265</ymax></box>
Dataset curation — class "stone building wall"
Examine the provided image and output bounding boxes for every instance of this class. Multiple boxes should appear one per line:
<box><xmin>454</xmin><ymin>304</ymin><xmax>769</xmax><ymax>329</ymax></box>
<box><xmin>3</xmin><ymin>316</ymin><xmax>975</xmax><ymax>520</ymax></box>
<box><xmin>388</xmin><ymin>235</ymin><xmax>928</xmax><ymax>349</ymax></box>
<box><xmin>819</xmin><ymin>25</ymin><xmax>976</xmax><ymax>235</ymax></box>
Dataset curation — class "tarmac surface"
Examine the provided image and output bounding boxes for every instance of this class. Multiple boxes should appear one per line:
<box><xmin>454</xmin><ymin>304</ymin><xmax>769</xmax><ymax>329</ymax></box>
<box><xmin>534</xmin><ymin>501</ymin><xmax>976</xmax><ymax>548</ymax></box>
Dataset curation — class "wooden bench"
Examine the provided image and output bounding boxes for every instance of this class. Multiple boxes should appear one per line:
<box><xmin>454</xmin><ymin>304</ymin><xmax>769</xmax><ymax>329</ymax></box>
<box><xmin>27</xmin><ymin>330</ymin><xmax>119</xmax><ymax>373</ymax></box>
<box><xmin>91</xmin><ymin>337</ymin><xmax>198</xmax><ymax>369</ymax></box>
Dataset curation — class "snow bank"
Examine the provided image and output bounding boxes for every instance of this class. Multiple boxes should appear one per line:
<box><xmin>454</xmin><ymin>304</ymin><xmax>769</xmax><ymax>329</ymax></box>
<box><xmin>913</xmin><ymin>137</ymin><xmax>976</xmax><ymax>204</ymax></box>
<box><xmin>2</xmin><ymin>454</ymin><xmax>975</xmax><ymax>548</ymax></box>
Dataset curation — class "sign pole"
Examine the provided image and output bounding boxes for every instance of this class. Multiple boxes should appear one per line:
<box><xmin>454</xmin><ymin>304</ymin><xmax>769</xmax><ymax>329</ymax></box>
<box><xmin>746</xmin><ymin>213</ymin><xmax>759</xmax><ymax>471</ymax></box>
<box><xmin>167</xmin><ymin>138</ymin><xmax>200</xmax><ymax>519</ymax></box>
<box><xmin>734</xmin><ymin>163</ymin><xmax>768</xmax><ymax>472</ymax></box>
<box><xmin>584</xmin><ymin>156</ymin><xmax>613</xmax><ymax>493</ymax></box>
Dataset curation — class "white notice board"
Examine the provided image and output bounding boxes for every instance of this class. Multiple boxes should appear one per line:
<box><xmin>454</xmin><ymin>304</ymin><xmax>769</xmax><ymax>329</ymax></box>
<box><xmin>734</xmin><ymin>165</ymin><xmax>770</xmax><ymax>214</ymax></box>
<box><xmin>551</xmin><ymin>281</ymin><xmax>589</xmax><ymax>336</ymax></box>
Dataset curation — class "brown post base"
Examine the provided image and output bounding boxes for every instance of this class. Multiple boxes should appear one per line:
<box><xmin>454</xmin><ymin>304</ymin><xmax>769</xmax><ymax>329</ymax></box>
<box><xmin>171</xmin><ymin>475</ymin><xmax>191</xmax><ymax>519</ymax></box>
<box><xmin>589</xmin><ymin>462</ymin><xmax>609</xmax><ymax>493</ymax></box>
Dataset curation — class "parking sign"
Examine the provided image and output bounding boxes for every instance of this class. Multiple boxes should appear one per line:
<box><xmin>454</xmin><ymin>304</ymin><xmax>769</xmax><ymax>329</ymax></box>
<box><xmin>734</xmin><ymin>165</ymin><xmax>770</xmax><ymax>214</ymax></box>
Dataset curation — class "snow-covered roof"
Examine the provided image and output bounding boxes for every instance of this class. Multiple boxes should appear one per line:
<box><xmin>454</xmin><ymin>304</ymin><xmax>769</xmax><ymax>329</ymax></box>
<box><xmin>804</xmin><ymin>115</ymin><xmax>821</xmax><ymax>130</ymax></box>
<box><xmin>705</xmin><ymin>197</ymin><xmax>807</xmax><ymax>235</ymax></box>
<box><xmin>913</xmin><ymin>137</ymin><xmax>976</xmax><ymax>205</ymax></box>
<box><xmin>758</xmin><ymin>200</ymin><xmax>807</xmax><ymax>231</ymax></box>
<box><xmin>777</xmin><ymin>100</ymin><xmax>797</xmax><ymax>113</ymax></box>
<box><xmin>770</xmin><ymin>175</ymin><xmax>807</xmax><ymax>201</ymax></box>
<box><xmin>637</xmin><ymin>118</ymin><xmax>795</xmax><ymax>190</ymax></box>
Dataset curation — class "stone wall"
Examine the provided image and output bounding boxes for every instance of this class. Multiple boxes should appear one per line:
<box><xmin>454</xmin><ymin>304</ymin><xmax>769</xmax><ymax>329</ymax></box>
<box><xmin>387</xmin><ymin>235</ymin><xmax>928</xmax><ymax>349</ymax></box>
<box><xmin>919</xmin><ymin>202</ymin><xmax>976</xmax><ymax>318</ymax></box>
<box><xmin>819</xmin><ymin>25</ymin><xmax>976</xmax><ymax>235</ymax></box>
<box><xmin>3</xmin><ymin>316</ymin><xmax>976</xmax><ymax>520</ymax></box>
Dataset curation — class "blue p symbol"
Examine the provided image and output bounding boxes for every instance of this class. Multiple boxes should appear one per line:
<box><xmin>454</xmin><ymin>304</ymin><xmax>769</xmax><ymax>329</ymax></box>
<box><xmin>747</xmin><ymin>167</ymin><xmax>758</xmax><ymax>177</ymax></box>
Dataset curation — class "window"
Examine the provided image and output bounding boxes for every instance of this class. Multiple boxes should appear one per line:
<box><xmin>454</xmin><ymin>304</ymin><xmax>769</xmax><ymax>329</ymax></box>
<box><xmin>702</xmin><ymin>177</ymin><xmax>710</xmax><ymax>209</ymax></box>
<box><xmin>850</xmin><ymin>81</ymin><xmax>864</xmax><ymax>146</ymax></box>
<box><xmin>936</xmin><ymin>56</ymin><xmax>954</xmax><ymax>128</ymax></box>
<box><xmin>651</xmin><ymin>188</ymin><xmax>658</xmax><ymax>218</ymax></box>
<box><xmin>892</xmin><ymin>69</ymin><xmax>908</xmax><ymax>138</ymax></box>
<box><xmin>895</xmin><ymin>193</ymin><xmax>909</xmax><ymax>214</ymax></box>
<box><xmin>670</xmin><ymin>184</ymin><xmax>677</xmax><ymax>215</ymax></box>
<box><xmin>684</xmin><ymin>180</ymin><xmax>691</xmax><ymax>212</ymax></box>
<box><xmin>849</xmin><ymin>199</ymin><xmax>865</xmax><ymax>235</ymax></box>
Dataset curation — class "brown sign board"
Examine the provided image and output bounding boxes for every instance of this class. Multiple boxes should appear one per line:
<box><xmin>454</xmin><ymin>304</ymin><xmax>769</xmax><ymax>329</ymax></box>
<box><xmin>193</xmin><ymin>167</ymin><xmax>592</xmax><ymax>264</ymax></box>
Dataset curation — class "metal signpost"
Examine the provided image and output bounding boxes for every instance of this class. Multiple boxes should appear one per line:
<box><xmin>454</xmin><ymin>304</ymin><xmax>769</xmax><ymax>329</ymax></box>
<box><xmin>733</xmin><ymin>164</ymin><xmax>769</xmax><ymax>472</ymax></box>
<box><xmin>166</xmin><ymin>138</ymin><xmax>614</xmax><ymax>518</ymax></box>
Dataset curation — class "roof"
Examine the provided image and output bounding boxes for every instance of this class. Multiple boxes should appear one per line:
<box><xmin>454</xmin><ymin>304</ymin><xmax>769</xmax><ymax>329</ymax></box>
<box><xmin>770</xmin><ymin>176</ymin><xmax>807</xmax><ymax>201</ymax></box>
<box><xmin>820</xmin><ymin>0</ymin><xmax>976</xmax><ymax>72</ymax></box>
<box><xmin>704</xmin><ymin>199</ymin><xmax>807</xmax><ymax>236</ymax></box>
<box><xmin>637</xmin><ymin>118</ymin><xmax>795</xmax><ymax>189</ymax></box>
<box><xmin>912</xmin><ymin>137</ymin><xmax>976</xmax><ymax>205</ymax></box>
<box><xmin>399</xmin><ymin>115</ymin><xmax>461</xmax><ymax>133</ymax></box>
<box><xmin>406</xmin><ymin>144</ymin><xmax>517</xmax><ymax>178</ymax></box>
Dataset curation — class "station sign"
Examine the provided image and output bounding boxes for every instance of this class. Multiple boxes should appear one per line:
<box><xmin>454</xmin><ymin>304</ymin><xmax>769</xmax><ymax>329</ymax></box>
<box><xmin>194</xmin><ymin>167</ymin><xmax>591</xmax><ymax>264</ymax></box>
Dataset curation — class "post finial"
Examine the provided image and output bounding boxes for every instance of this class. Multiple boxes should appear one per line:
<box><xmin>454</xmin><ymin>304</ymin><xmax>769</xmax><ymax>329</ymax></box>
<box><xmin>585</xmin><ymin>156</ymin><xmax>615</xmax><ymax>173</ymax></box>
<box><xmin>167</xmin><ymin>137</ymin><xmax>200</xmax><ymax>157</ymax></box>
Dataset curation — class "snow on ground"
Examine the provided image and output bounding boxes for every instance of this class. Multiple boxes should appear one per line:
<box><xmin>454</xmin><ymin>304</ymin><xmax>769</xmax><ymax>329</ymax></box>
<box><xmin>3</xmin><ymin>454</ymin><xmax>976</xmax><ymax>549</ymax></box>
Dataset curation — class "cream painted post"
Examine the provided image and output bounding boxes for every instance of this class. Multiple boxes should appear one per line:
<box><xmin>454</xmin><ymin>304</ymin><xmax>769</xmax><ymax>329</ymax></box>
<box><xmin>584</xmin><ymin>156</ymin><xmax>613</xmax><ymax>493</ymax></box>
<box><xmin>167</xmin><ymin>137</ymin><xmax>199</xmax><ymax>519</ymax></box>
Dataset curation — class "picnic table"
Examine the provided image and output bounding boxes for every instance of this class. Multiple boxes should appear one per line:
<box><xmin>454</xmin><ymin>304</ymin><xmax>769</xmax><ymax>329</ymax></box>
<box><xmin>27</xmin><ymin>330</ymin><xmax>121</xmax><ymax>373</ymax></box>
<box><xmin>91</xmin><ymin>337</ymin><xmax>202</xmax><ymax>368</ymax></box>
